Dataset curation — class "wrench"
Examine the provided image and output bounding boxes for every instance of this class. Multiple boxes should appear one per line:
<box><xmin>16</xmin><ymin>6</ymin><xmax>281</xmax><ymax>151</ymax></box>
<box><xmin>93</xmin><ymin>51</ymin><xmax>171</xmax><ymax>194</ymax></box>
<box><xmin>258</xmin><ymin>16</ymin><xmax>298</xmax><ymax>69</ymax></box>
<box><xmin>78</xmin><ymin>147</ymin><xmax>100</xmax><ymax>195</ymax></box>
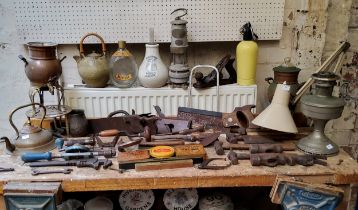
<box><xmin>31</xmin><ymin>168</ymin><xmax>73</xmax><ymax>176</ymax></box>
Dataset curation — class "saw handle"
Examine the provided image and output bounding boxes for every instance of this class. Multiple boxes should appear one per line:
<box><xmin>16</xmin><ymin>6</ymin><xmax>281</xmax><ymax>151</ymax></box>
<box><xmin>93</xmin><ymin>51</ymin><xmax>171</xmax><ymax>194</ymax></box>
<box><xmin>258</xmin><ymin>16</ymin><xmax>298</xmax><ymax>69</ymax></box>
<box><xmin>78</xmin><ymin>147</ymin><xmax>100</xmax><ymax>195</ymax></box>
<box><xmin>22</xmin><ymin>152</ymin><xmax>53</xmax><ymax>162</ymax></box>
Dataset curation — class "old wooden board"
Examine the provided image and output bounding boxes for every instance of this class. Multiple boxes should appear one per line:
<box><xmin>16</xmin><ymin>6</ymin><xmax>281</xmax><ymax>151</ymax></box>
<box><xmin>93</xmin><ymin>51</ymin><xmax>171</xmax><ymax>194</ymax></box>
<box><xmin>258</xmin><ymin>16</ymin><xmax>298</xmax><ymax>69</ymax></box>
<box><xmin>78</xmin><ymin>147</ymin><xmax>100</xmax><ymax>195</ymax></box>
<box><xmin>0</xmin><ymin>139</ymin><xmax>357</xmax><ymax>194</ymax></box>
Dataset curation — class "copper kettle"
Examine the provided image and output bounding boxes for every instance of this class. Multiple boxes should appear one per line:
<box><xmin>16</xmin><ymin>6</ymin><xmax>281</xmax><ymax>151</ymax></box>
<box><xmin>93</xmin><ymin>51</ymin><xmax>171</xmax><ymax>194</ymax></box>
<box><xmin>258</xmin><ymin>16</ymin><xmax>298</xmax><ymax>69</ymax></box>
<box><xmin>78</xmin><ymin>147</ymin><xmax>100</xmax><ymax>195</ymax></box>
<box><xmin>1</xmin><ymin>103</ymin><xmax>55</xmax><ymax>154</ymax></box>
<box><xmin>19</xmin><ymin>42</ymin><xmax>66</xmax><ymax>87</ymax></box>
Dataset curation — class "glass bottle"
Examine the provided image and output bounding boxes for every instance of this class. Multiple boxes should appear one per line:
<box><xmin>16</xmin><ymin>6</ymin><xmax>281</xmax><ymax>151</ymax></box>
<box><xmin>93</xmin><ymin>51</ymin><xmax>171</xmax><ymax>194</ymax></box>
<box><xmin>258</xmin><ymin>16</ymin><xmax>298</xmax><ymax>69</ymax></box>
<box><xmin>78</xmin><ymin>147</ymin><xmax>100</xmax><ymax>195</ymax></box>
<box><xmin>110</xmin><ymin>40</ymin><xmax>138</xmax><ymax>88</ymax></box>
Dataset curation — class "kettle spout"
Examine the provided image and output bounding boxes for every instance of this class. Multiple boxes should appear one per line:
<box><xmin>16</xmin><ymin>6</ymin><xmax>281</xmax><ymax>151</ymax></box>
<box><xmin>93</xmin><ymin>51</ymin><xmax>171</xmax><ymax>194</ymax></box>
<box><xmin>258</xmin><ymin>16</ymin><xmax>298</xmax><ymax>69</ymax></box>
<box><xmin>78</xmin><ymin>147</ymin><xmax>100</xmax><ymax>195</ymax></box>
<box><xmin>73</xmin><ymin>55</ymin><xmax>81</xmax><ymax>63</ymax></box>
<box><xmin>1</xmin><ymin>136</ymin><xmax>16</xmax><ymax>153</ymax></box>
<box><xmin>18</xmin><ymin>55</ymin><xmax>28</xmax><ymax>66</ymax></box>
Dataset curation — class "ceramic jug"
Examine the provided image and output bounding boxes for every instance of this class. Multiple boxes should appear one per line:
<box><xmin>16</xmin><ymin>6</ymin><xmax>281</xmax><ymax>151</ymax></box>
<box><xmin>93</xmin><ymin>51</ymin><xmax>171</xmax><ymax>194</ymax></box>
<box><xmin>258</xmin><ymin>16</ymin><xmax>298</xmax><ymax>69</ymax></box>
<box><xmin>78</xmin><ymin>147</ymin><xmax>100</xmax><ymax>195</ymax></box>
<box><xmin>138</xmin><ymin>44</ymin><xmax>168</xmax><ymax>88</ymax></box>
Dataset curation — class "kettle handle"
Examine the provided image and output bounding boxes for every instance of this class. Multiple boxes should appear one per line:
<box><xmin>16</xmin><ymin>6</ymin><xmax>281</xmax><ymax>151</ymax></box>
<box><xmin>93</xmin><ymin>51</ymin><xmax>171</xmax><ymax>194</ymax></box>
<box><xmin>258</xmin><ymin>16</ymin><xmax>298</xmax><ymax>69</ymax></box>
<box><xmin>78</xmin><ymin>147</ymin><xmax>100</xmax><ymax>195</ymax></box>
<box><xmin>265</xmin><ymin>77</ymin><xmax>274</xmax><ymax>84</ymax></box>
<box><xmin>79</xmin><ymin>33</ymin><xmax>107</xmax><ymax>56</ymax></box>
<box><xmin>9</xmin><ymin>103</ymin><xmax>47</xmax><ymax>139</ymax></box>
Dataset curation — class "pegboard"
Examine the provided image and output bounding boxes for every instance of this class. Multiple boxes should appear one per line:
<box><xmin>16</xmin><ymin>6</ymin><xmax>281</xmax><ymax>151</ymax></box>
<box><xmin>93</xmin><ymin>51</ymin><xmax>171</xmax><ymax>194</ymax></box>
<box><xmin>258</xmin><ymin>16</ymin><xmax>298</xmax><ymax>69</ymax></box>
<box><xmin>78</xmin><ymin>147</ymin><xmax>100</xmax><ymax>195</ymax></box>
<box><xmin>13</xmin><ymin>0</ymin><xmax>285</xmax><ymax>43</ymax></box>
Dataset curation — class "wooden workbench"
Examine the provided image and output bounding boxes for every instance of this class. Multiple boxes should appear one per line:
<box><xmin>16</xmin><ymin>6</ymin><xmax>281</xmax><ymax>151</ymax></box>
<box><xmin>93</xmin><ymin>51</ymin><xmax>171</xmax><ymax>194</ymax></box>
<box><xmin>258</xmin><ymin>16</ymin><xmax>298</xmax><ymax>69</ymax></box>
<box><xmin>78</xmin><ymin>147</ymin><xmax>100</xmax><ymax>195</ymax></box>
<box><xmin>0</xmin><ymin>140</ymin><xmax>358</xmax><ymax>209</ymax></box>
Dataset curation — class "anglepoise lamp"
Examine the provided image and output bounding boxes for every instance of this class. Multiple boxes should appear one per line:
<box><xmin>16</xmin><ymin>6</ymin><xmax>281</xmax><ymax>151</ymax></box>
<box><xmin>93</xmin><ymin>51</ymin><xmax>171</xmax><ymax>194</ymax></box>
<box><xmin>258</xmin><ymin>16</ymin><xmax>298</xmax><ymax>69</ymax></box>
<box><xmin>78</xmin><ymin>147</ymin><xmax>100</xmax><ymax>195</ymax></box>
<box><xmin>252</xmin><ymin>84</ymin><xmax>298</xmax><ymax>133</ymax></box>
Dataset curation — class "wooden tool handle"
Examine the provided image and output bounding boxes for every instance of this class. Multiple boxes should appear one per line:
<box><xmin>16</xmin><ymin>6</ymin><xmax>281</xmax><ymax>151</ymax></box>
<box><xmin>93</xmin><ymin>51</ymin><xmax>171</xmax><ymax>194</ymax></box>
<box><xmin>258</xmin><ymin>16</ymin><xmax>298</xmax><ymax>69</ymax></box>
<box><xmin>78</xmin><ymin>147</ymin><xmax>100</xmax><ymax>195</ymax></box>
<box><xmin>99</xmin><ymin>129</ymin><xmax>119</xmax><ymax>137</ymax></box>
<box><xmin>152</xmin><ymin>134</ymin><xmax>191</xmax><ymax>141</ymax></box>
<box><xmin>179</xmin><ymin>125</ymin><xmax>205</xmax><ymax>135</ymax></box>
<box><xmin>140</xmin><ymin>140</ymin><xmax>185</xmax><ymax>146</ymax></box>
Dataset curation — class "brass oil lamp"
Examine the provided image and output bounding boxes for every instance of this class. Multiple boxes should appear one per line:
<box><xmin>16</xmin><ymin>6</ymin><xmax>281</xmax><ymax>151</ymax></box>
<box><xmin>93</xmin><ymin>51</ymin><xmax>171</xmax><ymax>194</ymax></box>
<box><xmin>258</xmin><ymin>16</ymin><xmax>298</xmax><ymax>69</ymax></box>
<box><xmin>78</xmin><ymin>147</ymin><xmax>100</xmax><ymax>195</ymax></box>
<box><xmin>297</xmin><ymin>72</ymin><xmax>345</xmax><ymax>155</ymax></box>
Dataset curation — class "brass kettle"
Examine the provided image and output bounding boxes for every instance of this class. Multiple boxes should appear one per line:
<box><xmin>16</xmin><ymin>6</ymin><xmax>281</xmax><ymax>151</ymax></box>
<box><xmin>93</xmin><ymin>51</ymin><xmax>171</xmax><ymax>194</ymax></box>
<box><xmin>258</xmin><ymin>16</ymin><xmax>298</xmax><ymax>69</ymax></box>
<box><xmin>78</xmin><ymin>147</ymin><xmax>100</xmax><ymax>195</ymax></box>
<box><xmin>73</xmin><ymin>33</ymin><xmax>110</xmax><ymax>88</ymax></box>
<box><xmin>1</xmin><ymin>103</ymin><xmax>55</xmax><ymax>154</ymax></box>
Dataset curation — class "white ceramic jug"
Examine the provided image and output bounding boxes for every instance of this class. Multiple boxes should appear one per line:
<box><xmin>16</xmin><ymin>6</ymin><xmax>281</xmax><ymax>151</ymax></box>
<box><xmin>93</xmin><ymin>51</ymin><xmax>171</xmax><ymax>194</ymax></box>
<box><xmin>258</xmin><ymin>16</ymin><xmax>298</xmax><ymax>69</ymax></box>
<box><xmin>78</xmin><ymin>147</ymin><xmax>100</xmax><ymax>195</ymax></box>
<box><xmin>138</xmin><ymin>44</ymin><xmax>168</xmax><ymax>88</ymax></box>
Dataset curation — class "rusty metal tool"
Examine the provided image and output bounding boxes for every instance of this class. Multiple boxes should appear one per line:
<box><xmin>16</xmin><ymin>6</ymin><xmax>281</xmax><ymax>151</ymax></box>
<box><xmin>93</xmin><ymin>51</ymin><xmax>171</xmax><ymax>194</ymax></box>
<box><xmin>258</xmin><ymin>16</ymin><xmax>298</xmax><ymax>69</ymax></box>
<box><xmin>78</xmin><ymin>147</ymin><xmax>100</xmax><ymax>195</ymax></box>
<box><xmin>176</xmin><ymin>125</ymin><xmax>205</xmax><ymax>135</ymax></box>
<box><xmin>95</xmin><ymin>133</ymin><xmax>120</xmax><ymax>147</ymax></box>
<box><xmin>193</xmin><ymin>55</ymin><xmax>237</xmax><ymax>88</ymax></box>
<box><xmin>227</xmin><ymin>134</ymin><xmax>277</xmax><ymax>144</ymax></box>
<box><xmin>198</xmin><ymin>158</ymin><xmax>231</xmax><ymax>170</ymax></box>
<box><xmin>153</xmin><ymin>105</ymin><xmax>193</xmax><ymax>134</ymax></box>
<box><xmin>227</xmin><ymin>148</ymin><xmax>239</xmax><ymax>165</ymax></box>
<box><xmin>250</xmin><ymin>144</ymin><xmax>285</xmax><ymax>153</ymax></box>
<box><xmin>229</xmin><ymin>127</ymin><xmax>246</xmax><ymax>135</ymax></box>
<box><xmin>214</xmin><ymin>141</ymin><xmax>225</xmax><ymax>155</ymax></box>
<box><xmin>119</xmin><ymin>157</ymin><xmax>204</xmax><ymax>170</ymax></box>
<box><xmin>0</xmin><ymin>167</ymin><xmax>15</xmax><ymax>172</ymax></box>
<box><xmin>117</xmin><ymin>138</ymin><xmax>142</xmax><ymax>151</ymax></box>
<box><xmin>223</xmin><ymin>142</ymin><xmax>296</xmax><ymax>151</ymax></box>
<box><xmin>65</xmin><ymin>138</ymin><xmax>95</xmax><ymax>147</ymax></box>
<box><xmin>153</xmin><ymin>105</ymin><xmax>165</xmax><ymax>118</ymax></box>
<box><xmin>31</xmin><ymin>168</ymin><xmax>73</xmax><ymax>176</ymax></box>
<box><xmin>177</xmin><ymin>105</ymin><xmax>257</xmax><ymax>131</ymax></box>
<box><xmin>143</xmin><ymin>126</ymin><xmax>219</xmax><ymax>146</ymax></box>
<box><xmin>88</xmin><ymin>114</ymin><xmax>158</xmax><ymax>134</ymax></box>
<box><xmin>139</xmin><ymin>140</ymin><xmax>185</xmax><ymax>146</ymax></box>
<box><xmin>235</xmin><ymin>153</ymin><xmax>327</xmax><ymax>167</ymax></box>
<box><xmin>21</xmin><ymin>150</ymin><xmax>116</xmax><ymax>162</ymax></box>
<box><xmin>177</xmin><ymin>107</ymin><xmax>223</xmax><ymax>130</ymax></box>
<box><xmin>156</xmin><ymin>118</ymin><xmax>192</xmax><ymax>134</ymax></box>
<box><xmin>222</xmin><ymin>105</ymin><xmax>258</xmax><ymax>129</ymax></box>
<box><xmin>28</xmin><ymin>158</ymin><xmax>112</xmax><ymax>170</ymax></box>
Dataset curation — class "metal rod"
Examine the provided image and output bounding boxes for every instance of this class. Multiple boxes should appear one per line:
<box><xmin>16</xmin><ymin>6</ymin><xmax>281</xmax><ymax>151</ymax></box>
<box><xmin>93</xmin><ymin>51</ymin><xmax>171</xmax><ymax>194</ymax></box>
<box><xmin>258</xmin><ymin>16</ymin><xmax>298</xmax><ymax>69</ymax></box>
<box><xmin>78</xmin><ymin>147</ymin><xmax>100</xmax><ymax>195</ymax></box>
<box><xmin>188</xmin><ymin>65</ymin><xmax>220</xmax><ymax>111</ymax></box>
<box><xmin>292</xmin><ymin>42</ymin><xmax>350</xmax><ymax>104</ymax></box>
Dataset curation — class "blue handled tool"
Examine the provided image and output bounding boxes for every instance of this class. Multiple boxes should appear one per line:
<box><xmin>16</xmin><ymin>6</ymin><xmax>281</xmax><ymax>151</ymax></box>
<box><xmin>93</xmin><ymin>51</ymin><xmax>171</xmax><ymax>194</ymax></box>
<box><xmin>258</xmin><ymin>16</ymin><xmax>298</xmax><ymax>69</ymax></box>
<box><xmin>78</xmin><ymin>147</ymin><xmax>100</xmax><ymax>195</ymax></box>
<box><xmin>21</xmin><ymin>150</ymin><xmax>116</xmax><ymax>163</ymax></box>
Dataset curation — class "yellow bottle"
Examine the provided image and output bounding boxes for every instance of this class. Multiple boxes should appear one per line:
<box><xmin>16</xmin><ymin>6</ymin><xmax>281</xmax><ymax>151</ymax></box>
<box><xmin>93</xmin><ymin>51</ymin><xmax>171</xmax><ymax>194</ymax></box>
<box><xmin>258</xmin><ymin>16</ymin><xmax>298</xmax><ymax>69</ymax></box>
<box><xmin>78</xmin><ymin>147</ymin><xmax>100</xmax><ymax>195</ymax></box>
<box><xmin>236</xmin><ymin>22</ymin><xmax>258</xmax><ymax>86</ymax></box>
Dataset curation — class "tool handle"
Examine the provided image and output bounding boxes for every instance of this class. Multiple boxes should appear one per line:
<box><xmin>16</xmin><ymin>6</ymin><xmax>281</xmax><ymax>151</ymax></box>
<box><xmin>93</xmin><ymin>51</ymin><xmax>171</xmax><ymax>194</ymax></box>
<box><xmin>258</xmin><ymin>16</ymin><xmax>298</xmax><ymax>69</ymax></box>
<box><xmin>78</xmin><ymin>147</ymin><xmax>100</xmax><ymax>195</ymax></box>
<box><xmin>76</xmin><ymin>160</ymin><xmax>100</xmax><ymax>170</ymax></box>
<box><xmin>99</xmin><ymin>129</ymin><xmax>119</xmax><ymax>137</ymax></box>
<box><xmin>21</xmin><ymin>152</ymin><xmax>53</xmax><ymax>162</ymax></box>
<box><xmin>179</xmin><ymin>125</ymin><xmax>205</xmax><ymax>135</ymax></box>
<box><xmin>140</xmin><ymin>140</ymin><xmax>184</xmax><ymax>146</ymax></box>
<box><xmin>152</xmin><ymin>134</ymin><xmax>191</xmax><ymax>141</ymax></box>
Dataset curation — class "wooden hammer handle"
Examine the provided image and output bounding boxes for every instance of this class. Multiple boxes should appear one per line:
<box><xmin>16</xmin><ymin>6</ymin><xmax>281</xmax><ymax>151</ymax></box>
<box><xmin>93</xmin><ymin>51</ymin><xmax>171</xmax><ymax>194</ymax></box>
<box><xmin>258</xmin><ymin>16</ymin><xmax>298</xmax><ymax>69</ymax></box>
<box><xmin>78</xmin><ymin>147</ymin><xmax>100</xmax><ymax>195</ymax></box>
<box><xmin>99</xmin><ymin>129</ymin><xmax>119</xmax><ymax>137</ymax></box>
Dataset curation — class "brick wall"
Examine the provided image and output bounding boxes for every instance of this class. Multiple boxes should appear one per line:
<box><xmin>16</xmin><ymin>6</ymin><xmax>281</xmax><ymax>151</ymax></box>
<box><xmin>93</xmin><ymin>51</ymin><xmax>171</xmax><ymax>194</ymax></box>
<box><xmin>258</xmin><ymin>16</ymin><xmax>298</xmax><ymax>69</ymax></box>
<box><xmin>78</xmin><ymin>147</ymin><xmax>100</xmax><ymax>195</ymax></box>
<box><xmin>324</xmin><ymin>0</ymin><xmax>358</xmax><ymax>159</ymax></box>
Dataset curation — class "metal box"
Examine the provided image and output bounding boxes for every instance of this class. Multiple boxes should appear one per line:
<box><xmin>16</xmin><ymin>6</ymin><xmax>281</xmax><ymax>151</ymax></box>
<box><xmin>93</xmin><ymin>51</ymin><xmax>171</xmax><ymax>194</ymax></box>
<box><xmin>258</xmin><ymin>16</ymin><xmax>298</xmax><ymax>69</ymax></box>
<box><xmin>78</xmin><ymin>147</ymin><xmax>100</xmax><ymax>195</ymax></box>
<box><xmin>4</xmin><ymin>182</ymin><xmax>62</xmax><ymax>210</ymax></box>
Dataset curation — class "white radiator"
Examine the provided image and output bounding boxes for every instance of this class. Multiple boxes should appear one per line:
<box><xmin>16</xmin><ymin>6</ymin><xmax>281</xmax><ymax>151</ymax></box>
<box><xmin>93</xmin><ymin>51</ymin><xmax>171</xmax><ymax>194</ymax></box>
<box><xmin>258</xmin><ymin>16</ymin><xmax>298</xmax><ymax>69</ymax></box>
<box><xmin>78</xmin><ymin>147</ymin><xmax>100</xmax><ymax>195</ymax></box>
<box><xmin>64</xmin><ymin>84</ymin><xmax>257</xmax><ymax>118</ymax></box>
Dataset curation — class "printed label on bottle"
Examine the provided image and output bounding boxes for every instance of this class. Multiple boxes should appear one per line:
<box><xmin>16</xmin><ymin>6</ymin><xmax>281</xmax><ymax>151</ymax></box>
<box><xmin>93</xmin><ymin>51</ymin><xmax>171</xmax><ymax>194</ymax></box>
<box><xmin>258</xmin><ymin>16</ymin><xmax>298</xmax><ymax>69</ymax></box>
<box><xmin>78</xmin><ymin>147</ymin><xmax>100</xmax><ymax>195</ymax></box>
<box><xmin>144</xmin><ymin>56</ymin><xmax>158</xmax><ymax>78</ymax></box>
<box><xmin>115</xmin><ymin>73</ymin><xmax>133</xmax><ymax>81</ymax></box>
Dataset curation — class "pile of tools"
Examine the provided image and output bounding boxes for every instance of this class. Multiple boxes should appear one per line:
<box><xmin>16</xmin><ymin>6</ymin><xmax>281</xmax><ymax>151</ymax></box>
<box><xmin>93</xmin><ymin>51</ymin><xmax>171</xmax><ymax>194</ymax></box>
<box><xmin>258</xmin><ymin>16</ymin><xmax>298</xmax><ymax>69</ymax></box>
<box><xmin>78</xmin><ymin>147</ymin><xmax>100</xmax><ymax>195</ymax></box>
<box><xmin>0</xmin><ymin>104</ymin><xmax>331</xmax><ymax>176</ymax></box>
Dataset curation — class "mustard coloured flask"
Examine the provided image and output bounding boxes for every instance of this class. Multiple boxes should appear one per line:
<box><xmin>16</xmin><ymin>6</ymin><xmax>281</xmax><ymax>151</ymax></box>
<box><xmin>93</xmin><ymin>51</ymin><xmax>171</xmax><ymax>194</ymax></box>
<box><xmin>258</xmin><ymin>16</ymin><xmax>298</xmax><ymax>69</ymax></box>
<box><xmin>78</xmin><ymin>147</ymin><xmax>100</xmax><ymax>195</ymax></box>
<box><xmin>236</xmin><ymin>22</ymin><xmax>258</xmax><ymax>85</ymax></box>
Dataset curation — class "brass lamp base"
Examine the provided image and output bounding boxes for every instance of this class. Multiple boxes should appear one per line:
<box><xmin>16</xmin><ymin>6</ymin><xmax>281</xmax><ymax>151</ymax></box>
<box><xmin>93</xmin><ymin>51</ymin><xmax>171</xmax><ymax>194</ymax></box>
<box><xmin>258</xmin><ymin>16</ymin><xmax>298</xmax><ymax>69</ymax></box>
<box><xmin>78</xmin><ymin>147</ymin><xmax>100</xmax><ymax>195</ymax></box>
<box><xmin>297</xmin><ymin>119</ymin><xmax>339</xmax><ymax>156</ymax></box>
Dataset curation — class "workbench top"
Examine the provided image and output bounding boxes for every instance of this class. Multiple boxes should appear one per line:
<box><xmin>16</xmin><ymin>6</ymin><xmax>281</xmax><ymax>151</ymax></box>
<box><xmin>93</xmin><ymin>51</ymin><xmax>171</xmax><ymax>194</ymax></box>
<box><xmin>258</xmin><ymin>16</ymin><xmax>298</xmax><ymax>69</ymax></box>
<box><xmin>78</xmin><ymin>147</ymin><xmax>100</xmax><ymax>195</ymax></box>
<box><xmin>0</xmin><ymin>140</ymin><xmax>357</xmax><ymax>194</ymax></box>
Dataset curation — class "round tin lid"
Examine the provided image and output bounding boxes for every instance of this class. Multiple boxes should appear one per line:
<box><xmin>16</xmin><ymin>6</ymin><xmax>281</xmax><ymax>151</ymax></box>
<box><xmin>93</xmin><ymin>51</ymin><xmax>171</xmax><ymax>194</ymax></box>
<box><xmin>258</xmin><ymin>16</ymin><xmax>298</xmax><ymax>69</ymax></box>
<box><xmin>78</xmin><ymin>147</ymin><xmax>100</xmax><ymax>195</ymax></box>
<box><xmin>85</xmin><ymin>196</ymin><xmax>113</xmax><ymax>210</ymax></box>
<box><xmin>163</xmin><ymin>188</ymin><xmax>198</xmax><ymax>210</ymax></box>
<box><xmin>199</xmin><ymin>193</ymin><xmax>234</xmax><ymax>210</ymax></box>
<box><xmin>273</xmin><ymin>57</ymin><xmax>301</xmax><ymax>73</ymax></box>
<box><xmin>149</xmin><ymin>146</ymin><xmax>175</xmax><ymax>158</ymax></box>
<box><xmin>119</xmin><ymin>190</ymin><xmax>155</xmax><ymax>210</ymax></box>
